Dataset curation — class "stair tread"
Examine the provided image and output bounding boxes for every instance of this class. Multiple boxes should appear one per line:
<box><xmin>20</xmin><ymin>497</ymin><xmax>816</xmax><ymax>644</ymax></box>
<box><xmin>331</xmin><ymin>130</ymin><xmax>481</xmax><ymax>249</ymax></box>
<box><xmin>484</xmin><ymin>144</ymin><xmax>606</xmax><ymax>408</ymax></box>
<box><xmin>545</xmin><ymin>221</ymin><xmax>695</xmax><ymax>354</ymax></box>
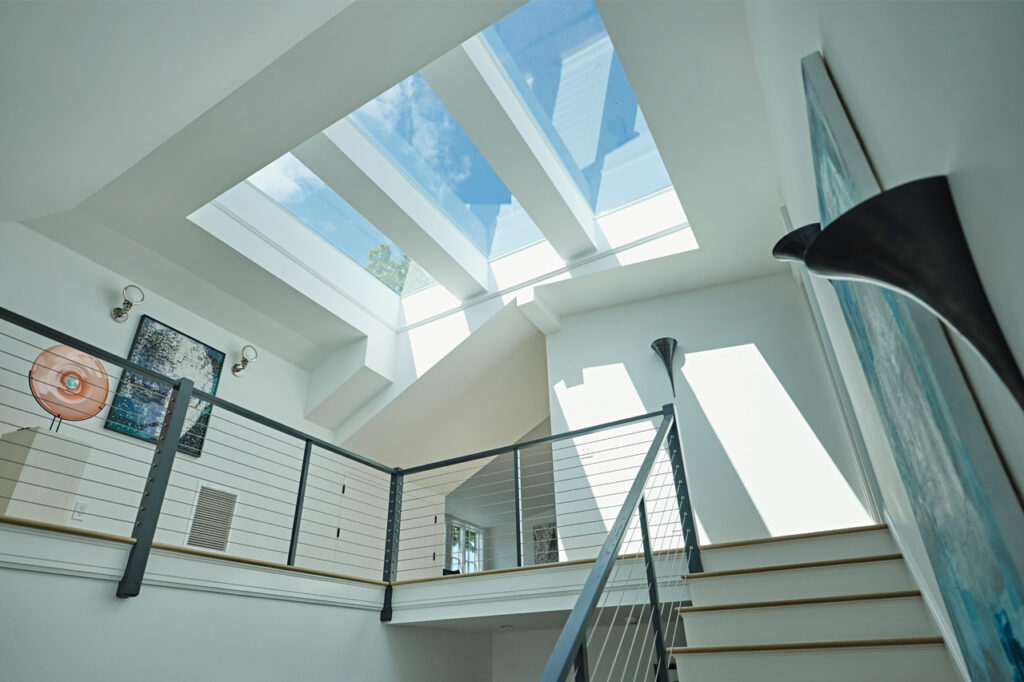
<box><xmin>699</xmin><ymin>523</ymin><xmax>888</xmax><ymax>552</ymax></box>
<box><xmin>668</xmin><ymin>636</ymin><xmax>944</xmax><ymax>655</ymax></box>
<box><xmin>676</xmin><ymin>590</ymin><xmax>921</xmax><ymax>613</ymax></box>
<box><xmin>685</xmin><ymin>553</ymin><xmax>903</xmax><ymax>580</ymax></box>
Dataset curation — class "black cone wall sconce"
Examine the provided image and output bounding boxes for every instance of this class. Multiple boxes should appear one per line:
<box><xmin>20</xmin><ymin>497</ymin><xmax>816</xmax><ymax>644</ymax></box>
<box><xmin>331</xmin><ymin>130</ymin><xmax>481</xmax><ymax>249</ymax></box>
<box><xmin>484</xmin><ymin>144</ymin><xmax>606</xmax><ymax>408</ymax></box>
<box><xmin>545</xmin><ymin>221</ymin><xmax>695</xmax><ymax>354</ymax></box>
<box><xmin>651</xmin><ymin>337</ymin><xmax>678</xmax><ymax>397</ymax></box>
<box><xmin>773</xmin><ymin>175</ymin><xmax>1024</xmax><ymax>411</ymax></box>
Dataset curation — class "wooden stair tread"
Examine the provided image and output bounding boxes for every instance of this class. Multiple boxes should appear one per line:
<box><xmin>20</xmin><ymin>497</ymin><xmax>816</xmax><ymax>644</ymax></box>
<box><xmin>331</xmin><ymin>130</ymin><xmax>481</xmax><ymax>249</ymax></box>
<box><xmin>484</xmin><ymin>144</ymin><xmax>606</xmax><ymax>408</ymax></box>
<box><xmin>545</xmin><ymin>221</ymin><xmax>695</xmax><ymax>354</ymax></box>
<box><xmin>699</xmin><ymin>524</ymin><xmax>888</xmax><ymax>551</ymax></box>
<box><xmin>685</xmin><ymin>553</ymin><xmax>903</xmax><ymax>580</ymax></box>
<box><xmin>676</xmin><ymin>590</ymin><xmax>922</xmax><ymax>613</ymax></box>
<box><xmin>668</xmin><ymin>636</ymin><xmax>944</xmax><ymax>655</ymax></box>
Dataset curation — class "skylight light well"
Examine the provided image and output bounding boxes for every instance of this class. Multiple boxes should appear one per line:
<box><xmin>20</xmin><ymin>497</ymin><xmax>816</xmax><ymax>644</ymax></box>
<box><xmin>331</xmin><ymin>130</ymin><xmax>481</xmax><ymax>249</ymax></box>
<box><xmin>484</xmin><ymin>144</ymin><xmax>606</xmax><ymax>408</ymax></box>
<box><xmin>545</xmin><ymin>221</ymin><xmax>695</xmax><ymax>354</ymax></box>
<box><xmin>249</xmin><ymin>153</ymin><xmax>434</xmax><ymax>295</ymax></box>
<box><xmin>217</xmin><ymin>0</ymin><xmax>687</xmax><ymax>312</ymax></box>
<box><xmin>484</xmin><ymin>0</ymin><xmax>672</xmax><ymax>214</ymax></box>
<box><xmin>348</xmin><ymin>73</ymin><xmax>545</xmax><ymax>260</ymax></box>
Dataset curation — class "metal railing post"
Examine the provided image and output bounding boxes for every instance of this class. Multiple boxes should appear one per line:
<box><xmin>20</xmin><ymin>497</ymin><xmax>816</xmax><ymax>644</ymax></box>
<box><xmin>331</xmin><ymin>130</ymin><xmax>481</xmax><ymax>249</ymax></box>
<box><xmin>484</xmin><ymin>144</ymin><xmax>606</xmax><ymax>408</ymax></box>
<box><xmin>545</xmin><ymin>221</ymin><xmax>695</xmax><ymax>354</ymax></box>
<box><xmin>380</xmin><ymin>470</ymin><xmax>403</xmax><ymax>622</ymax></box>
<box><xmin>287</xmin><ymin>439</ymin><xmax>313</xmax><ymax>566</ymax></box>
<box><xmin>574</xmin><ymin>642</ymin><xmax>590</xmax><ymax>682</ymax></box>
<box><xmin>663</xmin><ymin>404</ymin><xmax>703</xmax><ymax>573</ymax></box>
<box><xmin>638</xmin><ymin>496</ymin><xmax>670</xmax><ymax>682</ymax></box>
<box><xmin>539</xmin><ymin>414</ymin><xmax>674</xmax><ymax>682</ymax></box>
<box><xmin>513</xmin><ymin>447</ymin><xmax>523</xmax><ymax>567</ymax></box>
<box><xmin>117</xmin><ymin>378</ymin><xmax>194</xmax><ymax>598</ymax></box>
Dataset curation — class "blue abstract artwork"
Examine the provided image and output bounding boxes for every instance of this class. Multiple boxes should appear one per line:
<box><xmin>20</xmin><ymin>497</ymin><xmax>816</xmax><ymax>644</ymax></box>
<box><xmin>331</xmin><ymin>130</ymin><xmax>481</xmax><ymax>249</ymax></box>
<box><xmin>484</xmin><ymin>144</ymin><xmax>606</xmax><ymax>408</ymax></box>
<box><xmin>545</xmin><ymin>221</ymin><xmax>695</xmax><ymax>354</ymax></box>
<box><xmin>802</xmin><ymin>51</ymin><xmax>1024</xmax><ymax>682</ymax></box>
<box><xmin>105</xmin><ymin>316</ymin><xmax>224</xmax><ymax>458</ymax></box>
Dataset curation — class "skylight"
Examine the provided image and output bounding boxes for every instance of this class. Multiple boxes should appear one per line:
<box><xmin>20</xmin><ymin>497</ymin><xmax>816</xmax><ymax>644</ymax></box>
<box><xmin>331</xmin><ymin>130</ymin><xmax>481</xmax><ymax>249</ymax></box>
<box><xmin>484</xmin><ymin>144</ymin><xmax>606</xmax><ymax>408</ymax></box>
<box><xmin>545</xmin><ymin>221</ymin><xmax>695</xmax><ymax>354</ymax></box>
<box><xmin>484</xmin><ymin>0</ymin><xmax>672</xmax><ymax>214</ymax></box>
<box><xmin>249</xmin><ymin>154</ymin><xmax>434</xmax><ymax>295</ymax></box>
<box><xmin>210</xmin><ymin>0</ymin><xmax>688</xmax><ymax>311</ymax></box>
<box><xmin>348</xmin><ymin>73</ymin><xmax>545</xmax><ymax>259</ymax></box>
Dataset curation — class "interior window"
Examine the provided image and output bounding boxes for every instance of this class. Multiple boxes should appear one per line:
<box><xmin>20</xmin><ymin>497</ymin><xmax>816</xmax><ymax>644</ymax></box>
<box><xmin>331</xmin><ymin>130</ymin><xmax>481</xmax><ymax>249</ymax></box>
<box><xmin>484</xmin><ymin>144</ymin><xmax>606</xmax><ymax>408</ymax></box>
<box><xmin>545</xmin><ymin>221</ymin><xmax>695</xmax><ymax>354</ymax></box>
<box><xmin>446</xmin><ymin>518</ymin><xmax>482</xmax><ymax>573</ymax></box>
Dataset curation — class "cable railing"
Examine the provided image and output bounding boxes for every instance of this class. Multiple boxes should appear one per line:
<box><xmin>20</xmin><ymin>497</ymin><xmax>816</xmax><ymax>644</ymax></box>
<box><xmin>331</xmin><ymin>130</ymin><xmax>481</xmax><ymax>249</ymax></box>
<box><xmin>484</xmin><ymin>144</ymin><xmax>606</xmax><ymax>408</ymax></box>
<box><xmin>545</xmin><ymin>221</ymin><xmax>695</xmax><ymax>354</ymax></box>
<box><xmin>0</xmin><ymin>304</ymin><xmax>393</xmax><ymax>595</ymax></box>
<box><xmin>537</xmin><ymin>407</ymin><xmax>703</xmax><ymax>682</ymax></box>
<box><xmin>393</xmin><ymin>420</ymin><xmax>667</xmax><ymax>581</ymax></box>
<box><xmin>0</xmin><ymin>303</ymin><xmax>704</xmax><ymax>680</ymax></box>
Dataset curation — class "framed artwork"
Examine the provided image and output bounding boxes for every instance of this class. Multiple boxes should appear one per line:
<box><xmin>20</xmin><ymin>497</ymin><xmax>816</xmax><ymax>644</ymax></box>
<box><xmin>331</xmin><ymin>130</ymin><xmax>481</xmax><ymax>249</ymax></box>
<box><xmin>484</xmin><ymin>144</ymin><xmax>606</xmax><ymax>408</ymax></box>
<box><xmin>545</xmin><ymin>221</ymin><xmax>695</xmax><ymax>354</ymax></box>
<box><xmin>105</xmin><ymin>315</ymin><xmax>225</xmax><ymax>457</ymax></box>
<box><xmin>802</xmin><ymin>52</ymin><xmax>1024</xmax><ymax>681</ymax></box>
<box><xmin>533</xmin><ymin>522</ymin><xmax>558</xmax><ymax>565</ymax></box>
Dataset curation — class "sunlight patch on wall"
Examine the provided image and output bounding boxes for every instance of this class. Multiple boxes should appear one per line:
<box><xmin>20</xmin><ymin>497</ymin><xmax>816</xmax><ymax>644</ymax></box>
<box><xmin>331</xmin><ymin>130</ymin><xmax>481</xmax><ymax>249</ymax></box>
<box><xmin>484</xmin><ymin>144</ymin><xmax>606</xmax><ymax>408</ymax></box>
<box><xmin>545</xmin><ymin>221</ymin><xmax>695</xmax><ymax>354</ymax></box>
<box><xmin>553</xmin><ymin>363</ymin><xmax>647</xmax><ymax>429</ymax></box>
<box><xmin>597</xmin><ymin>188</ymin><xmax>689</xmax><ymax>248</ymax></box>
<box><xmin>400</xmin><ymin>283</ymin><xmax>462</xmax><ymax>327</ymax></box>
<box><xmin>491</xmin><ymin>240</ymin><xmax>566</xmax><ymax>291</ymax></box>
<box><xmin>552</xmin><ymin>364</ymin><xmax>674</xmax><ymax>559</ymax></box>
<box><xmin>614</xmin><ymin>227</ymin><xmax>698</xmax><ymax>267</ymax></box>
<box><xmin>504</xmin><ymin>271</ymin><xmax>572</xmax><ymax>306</ymax></box>
<box><xmin>406</xmin><ymin>310</ymin><xmax>470</xmax><ymax>377</ymax></box>
<box><xmin>682</xmin><ymin>343</ymin><xmax>871</xmax><ymax>536</ymax></box>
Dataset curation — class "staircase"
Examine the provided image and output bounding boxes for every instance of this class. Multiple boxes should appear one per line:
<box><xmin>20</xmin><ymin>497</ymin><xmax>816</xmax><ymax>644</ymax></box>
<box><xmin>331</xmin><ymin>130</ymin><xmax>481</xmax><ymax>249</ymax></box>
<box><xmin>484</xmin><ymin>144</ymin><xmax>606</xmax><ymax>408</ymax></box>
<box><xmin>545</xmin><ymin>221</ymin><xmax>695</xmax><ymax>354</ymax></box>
<box><xmin>669</xmin><ymin>524</ymin><xmax>960</xmax><ymax>682</ymax></box>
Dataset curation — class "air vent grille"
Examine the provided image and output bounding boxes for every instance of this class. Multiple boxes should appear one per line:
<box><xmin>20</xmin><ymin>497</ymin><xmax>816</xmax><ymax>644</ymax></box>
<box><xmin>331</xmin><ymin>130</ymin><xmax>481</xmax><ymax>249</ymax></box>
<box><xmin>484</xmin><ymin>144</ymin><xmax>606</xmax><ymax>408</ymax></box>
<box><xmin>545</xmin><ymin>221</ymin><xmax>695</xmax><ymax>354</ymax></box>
<box><xmin>186</xmin><ymin>485</ymin><xmax>237</xmax><ymax>552</ymax></box>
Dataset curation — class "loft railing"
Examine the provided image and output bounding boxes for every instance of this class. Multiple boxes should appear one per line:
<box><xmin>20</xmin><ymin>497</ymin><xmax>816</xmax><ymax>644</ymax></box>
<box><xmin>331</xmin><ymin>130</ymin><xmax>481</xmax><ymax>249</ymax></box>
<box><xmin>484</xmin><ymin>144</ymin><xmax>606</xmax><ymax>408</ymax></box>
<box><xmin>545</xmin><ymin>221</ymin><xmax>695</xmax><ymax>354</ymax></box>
<box><xmin>536</xmin><ymin>404</ymin><xmax>702</xmax><ymax>682</ymax></box>
<box><xmin>0</xmin><ymin>305</ymin><xmax>393</xmax><ymax>595</ymax></box>
<box><xmin>0</xmin><ymin>303</ymin><xmax>702</xmax><ymax>667</ymax></box>
<box><xmin>389</xmin><ymin>409</ymin><xmax>672</xmax><ymax>576</ymax></box>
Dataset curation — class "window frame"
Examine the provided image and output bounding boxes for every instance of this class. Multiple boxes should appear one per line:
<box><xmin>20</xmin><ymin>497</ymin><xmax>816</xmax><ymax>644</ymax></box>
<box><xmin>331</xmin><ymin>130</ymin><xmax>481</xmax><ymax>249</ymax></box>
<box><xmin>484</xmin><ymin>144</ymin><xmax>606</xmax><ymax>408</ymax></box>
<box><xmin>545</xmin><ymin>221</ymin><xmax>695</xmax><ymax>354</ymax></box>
<box><xmin>445</xmin><ymin>516</ymin><xmax>483</xmax><ymax>573</ymax></box>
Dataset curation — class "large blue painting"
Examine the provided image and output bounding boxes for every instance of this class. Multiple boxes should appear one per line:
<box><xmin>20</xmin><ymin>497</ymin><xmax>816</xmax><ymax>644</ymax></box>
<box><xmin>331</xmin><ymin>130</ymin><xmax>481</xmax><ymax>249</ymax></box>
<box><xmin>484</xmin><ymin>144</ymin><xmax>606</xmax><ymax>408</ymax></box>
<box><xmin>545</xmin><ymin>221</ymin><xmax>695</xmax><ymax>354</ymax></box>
<box><xmin>802</xmin><ymin>52</ymin><xmax>1024</xmax><ymax>681</ymax></box>
<box><xmin>105</xmin><ymin>316</ymin><xmax>224</xmax><ymax>458</ymax></box>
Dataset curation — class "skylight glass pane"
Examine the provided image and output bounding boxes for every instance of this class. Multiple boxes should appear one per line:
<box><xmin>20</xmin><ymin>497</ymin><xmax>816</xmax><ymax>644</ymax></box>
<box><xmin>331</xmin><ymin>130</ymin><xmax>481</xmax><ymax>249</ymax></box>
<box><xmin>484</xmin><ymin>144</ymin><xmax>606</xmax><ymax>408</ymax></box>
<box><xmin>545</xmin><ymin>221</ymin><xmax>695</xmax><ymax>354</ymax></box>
<box><xmin>348</xmin><ymin>73</ymin><xmax>545</xmax><ymax>259</ymax></box>
<box><xmin>484</xmin><ymin>0</ymin><xmax>672</xmax><ymax>214</ymax></box>
<box><xmin>249</xmin><ymin>153</ymin><xmax>434</xmax><ymax>295</ymax></box>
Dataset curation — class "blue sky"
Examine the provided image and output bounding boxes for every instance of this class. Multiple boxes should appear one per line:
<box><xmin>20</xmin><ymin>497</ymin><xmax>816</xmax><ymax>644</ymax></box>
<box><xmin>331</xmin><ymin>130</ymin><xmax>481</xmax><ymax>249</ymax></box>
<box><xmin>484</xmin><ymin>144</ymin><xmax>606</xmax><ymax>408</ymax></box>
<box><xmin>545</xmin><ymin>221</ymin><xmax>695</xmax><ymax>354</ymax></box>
<box><xmin>350</xmin><ymin>73</ymin><xmax>544</xmax><ymax>259</ymax></box>
<box><xmin>247</xmin><ymin>153</ymin><xmax>427</xmax><ymax>294</ymax></box>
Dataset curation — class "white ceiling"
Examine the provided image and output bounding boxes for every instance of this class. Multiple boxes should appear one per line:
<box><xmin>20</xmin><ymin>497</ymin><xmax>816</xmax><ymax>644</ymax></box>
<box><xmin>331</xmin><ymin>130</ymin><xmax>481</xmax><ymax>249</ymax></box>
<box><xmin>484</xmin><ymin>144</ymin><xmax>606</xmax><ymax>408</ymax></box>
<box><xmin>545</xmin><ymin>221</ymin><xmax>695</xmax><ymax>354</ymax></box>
<box><xmin>0</xmin><ymin>1</ymin><xmax>349</xmax><ymax>222</ymax></box>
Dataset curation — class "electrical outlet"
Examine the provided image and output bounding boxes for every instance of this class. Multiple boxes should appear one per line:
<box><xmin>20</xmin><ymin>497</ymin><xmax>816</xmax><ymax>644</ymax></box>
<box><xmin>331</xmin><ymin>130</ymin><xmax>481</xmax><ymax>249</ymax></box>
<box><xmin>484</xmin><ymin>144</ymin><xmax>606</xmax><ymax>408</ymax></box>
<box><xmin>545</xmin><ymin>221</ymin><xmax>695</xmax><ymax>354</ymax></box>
<box><xmin>71</xmin><ymin>502</ymin><xmax>88</xmax><ymax>521</ymax></box>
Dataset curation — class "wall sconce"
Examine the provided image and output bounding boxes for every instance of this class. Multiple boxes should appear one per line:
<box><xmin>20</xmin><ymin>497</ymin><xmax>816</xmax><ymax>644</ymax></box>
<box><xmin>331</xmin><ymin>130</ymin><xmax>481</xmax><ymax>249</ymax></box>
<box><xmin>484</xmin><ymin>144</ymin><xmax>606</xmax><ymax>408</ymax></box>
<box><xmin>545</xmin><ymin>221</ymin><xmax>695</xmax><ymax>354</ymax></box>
<box><xmin>232</xmin><ymin>345</ymin><xmax>258</xmax><ymax>377</ymax></box>
<box><xmin>111</xmin><ymin>285</ymin><xmax>145</xmax><ymax>323</ymax></box>
<box><xmin>651</xmin><ymin>337</ymin><xmax>679</xmax><ymax>397</ymax></box>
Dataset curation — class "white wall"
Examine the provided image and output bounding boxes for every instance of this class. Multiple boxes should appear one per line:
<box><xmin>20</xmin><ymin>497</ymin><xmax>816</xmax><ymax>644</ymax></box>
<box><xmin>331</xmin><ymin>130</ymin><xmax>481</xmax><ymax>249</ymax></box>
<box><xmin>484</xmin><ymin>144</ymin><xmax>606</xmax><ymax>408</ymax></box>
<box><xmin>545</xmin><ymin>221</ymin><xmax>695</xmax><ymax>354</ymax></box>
<box><xmin>294</xmin><ymin>444</ymin><xmax>390</xmax><ymax>582</ymax></box>
<box><xmin>0</xmin><ymin>566</ymin><xmax>490</xmax><ymax>682</ymax></box>
<box><xmin>546</xmin><ymin>272</ymin><xmax>875</xmax><ymax>547</ymax></box>
<box><xmin>742</xmin><ymin>0</ymin><xmax>1024</xmax><ymax>491</ymax></box>
<box><xmin>0</xmin><ymin>220</ymin><xmax>382</xmax><ymax>575</ymax></box>
<box><xmin>0</xmin><ymin>221</ymin><xmax>332</xmax><ymax>437</ymax></box>
<box><xmin>742</xmin><ymin>4</ymin><xmax>1024</xmax><ymax>678</ymax></box>
<box><xmin>492</xmin><ymin>620</ymin><xmax>686</xmax><ymax>682</ymax></box>
<box><xmin>493</xmin><ymin>627</ymin><xmax>561</xmax><ymax>682</ymax></box>
<box><xmin>397</xmin><ymin>479</ymin><xmax>446</xmax><ymax>580</ymax></box>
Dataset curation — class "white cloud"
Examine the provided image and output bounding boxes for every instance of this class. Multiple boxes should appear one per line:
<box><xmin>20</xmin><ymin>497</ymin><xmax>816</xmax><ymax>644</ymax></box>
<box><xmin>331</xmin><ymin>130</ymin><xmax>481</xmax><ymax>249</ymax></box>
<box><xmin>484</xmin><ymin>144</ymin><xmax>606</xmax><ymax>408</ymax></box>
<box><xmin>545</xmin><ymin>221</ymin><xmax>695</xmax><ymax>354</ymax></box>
<box><xmin>248</xmin><ymin>152</ymin><xmax>325</xmax><ymax>203</ymax></box>
<box><xmin>351</xmin><ymin>75</ymin><xmax>472</xmax><ymax>192</ymax></box>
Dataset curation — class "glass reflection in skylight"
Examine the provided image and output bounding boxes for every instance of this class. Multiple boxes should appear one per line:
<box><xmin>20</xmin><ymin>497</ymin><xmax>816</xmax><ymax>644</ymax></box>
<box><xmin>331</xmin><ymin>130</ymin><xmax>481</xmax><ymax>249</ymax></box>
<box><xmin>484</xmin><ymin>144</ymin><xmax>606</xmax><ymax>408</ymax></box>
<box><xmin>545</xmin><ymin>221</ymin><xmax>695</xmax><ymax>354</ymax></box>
<box><xmin>348</xmin><ymin>73</ymin><xmax>544</xmax><ymax>259</ymax></box>
<box><xmin>249</xmin><ymin>153</ymin><xmax>434</xmax><ymax>295</ymax></box>
<box><xmin>484</xmin><ymin>0</ymin><xmax>672</xmax><ymax>214</ymax></box>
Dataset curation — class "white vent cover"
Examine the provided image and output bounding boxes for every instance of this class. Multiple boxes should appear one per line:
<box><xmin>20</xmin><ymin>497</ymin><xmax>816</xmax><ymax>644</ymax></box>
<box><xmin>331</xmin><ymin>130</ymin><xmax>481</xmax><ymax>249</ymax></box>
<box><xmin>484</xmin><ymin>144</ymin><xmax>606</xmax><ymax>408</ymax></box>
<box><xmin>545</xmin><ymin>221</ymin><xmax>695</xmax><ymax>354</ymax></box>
<box><xmin>186</xmin><ymin>485</ymin><xmax>237</xmax><ymax>552</ymax></box>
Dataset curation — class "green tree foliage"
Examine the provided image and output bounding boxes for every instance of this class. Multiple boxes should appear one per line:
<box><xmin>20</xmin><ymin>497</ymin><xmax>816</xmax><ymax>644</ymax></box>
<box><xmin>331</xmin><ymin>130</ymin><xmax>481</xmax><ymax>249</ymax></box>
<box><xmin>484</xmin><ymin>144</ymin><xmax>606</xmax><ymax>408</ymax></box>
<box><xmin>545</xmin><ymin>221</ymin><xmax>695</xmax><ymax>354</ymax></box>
<box><xmin>365</xmin><ymin>243</ymin><xmax>409</xmax><ymax>294</ymax></box>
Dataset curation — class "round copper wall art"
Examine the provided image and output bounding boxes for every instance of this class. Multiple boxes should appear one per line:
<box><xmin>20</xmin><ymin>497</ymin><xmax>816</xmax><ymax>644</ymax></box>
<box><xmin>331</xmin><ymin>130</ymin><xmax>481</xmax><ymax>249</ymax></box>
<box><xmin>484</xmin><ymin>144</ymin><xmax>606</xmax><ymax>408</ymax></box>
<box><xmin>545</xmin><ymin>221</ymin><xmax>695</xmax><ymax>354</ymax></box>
<box><xmin>29</xmin><ymin>345</ymin><xmax>109</xmax><ymax>421</ymax></box>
